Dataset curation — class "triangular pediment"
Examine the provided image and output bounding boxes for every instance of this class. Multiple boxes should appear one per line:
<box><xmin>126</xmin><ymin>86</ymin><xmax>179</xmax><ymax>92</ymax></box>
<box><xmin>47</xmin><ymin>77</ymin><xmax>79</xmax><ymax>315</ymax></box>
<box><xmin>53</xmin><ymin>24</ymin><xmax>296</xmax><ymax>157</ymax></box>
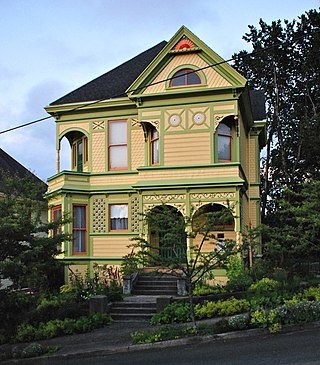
<box><xmin>127</xmin><ymin>26</ymin><xmax>247</xmax><ymax>97</ymax></box>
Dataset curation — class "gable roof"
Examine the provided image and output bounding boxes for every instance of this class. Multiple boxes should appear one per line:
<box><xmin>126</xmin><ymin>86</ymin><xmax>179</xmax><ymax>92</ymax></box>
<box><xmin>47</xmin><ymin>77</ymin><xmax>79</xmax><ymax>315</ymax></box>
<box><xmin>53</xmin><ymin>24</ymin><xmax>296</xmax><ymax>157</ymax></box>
<box><xmin>49</xmin><ymin>27</ymin><xmax>266</xmax><ymax>121</ymax></box>
<box><xmin>0</xmin><ymin>149</ymin><xmax>46</xmax><ymax>193</ymax></box>
<box><xmin>128</xmin><ymin>26</ymin><xmax>247</xmax><ymax>96</ymax></box>
<box><xmin>50</xmin><ymin>41</ymin><xmax>167</xmax><ymax>106</ymax></box>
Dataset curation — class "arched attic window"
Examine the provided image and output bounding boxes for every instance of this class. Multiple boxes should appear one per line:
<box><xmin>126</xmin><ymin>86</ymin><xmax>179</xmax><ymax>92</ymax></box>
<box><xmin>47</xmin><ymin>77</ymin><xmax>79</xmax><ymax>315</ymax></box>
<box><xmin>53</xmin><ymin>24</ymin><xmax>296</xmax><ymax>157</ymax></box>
<box><xmin>170</xmin><ymin>68</ymin><xmax>201</xmax><ymax>87</ymax></box>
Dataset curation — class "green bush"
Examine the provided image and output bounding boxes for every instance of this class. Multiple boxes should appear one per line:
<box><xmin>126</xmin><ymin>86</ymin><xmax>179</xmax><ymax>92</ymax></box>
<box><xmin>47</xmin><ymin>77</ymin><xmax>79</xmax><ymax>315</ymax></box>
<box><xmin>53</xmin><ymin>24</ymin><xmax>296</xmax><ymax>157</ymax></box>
<box><xmin>28</xmin><ymin>292</ymin><xmax>87</xmax><ymax>325</ymax></box>
<box><xmin>193</xmin><ymin>284</ymin><xmax>225</xmax><ymax>296</ymax></box>
<box><xmin>194</xmin><ymin>297</ymin><xmax>250</xmax><ymax>319</ymax></box>
<box><xmin>225</xmin><ymin>255</ymin><xmax>253</xmax><ymax>292</ymax></box>
<box><xmin>0</xmin><ymin>290</ymin><xmax>38</xmax><ymax>341</ymax></box>
<box><xmin>150</xmin><ymin>302</ymin><xmax>191</xmax><ymax>325</ymax></box>
<box><xmin>227</xmin><ymin>314</ymin><xmax>250</xmax><ymax>330</ymax></box>
<box><xmin>132</xmin><ymin>326</ymin><xmax>196</xmax><ymax>344</ymax></box>
<box><xmin>249</xmin><ymin>278</ymin><xmax>284</xmax><ymax>309</ymax></box>
<box><xmin>14</xmin><ymin>313</ymin><xmax>112</xmax><ymax>343</ymax></box>
<box><xmin>250</xmin><ymin>299</ymin><xmax>320</xmax><ymax>333</ymax></box>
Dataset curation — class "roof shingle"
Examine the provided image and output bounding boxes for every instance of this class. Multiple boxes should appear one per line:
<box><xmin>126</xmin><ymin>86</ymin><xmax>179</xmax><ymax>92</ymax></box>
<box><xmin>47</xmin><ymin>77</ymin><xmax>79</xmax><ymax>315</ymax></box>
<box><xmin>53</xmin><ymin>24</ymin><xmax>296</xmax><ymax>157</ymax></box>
<box><xmin>50</xmin><ymin>41</ymin><xmax>167</xmax><ymax>105</ymax></box>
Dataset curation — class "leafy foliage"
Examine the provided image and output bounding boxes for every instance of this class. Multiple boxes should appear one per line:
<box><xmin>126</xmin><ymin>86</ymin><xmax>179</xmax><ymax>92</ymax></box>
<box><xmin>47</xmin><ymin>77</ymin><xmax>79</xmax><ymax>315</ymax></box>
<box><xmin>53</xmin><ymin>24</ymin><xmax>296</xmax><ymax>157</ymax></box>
<box><xmin>0</xmin><ymin>170</ymin><xmax>68</xmax><ymax>291</ymax></box>
<box><xmin>262</xmin><ymin>180</ymin><xmax>320</xmax><ymax>273</ymax></box>
<box><xmin>233</xmin><ymin>10</ymin><xmax>320</xmax><ymax>217</ymax></box>
<box><xmin>14</xmin><ymin>313</ymin><xmax>111</xmax><ymax>343</ymax></box>
<box><xmin>150</xmin><ymin>302</ymin><xmax>191</xmax><ymax>325</ymax></box>
<box><xmin>132</xmin><ymin>326</ymin><xmax>196</xmax><ymax>344</ymax></box>
<box><xmin>68</xmin><ymin>265</ymin><xmax>123</xmax><ymax>302</ymax></box>
<box><xmin>194</xmin><ymin>297</ymin><xmax>250</xmax><ymax>319</ymax></box>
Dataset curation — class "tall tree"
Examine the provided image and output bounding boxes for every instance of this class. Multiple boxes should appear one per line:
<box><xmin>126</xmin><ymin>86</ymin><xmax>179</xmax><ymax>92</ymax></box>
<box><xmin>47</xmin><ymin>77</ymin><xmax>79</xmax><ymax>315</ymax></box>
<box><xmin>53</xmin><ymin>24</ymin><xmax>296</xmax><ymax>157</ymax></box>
<box><xmin>233</xmin><ymin>9</ymin><xmax>320</xmax><ymax>218</ymax></box>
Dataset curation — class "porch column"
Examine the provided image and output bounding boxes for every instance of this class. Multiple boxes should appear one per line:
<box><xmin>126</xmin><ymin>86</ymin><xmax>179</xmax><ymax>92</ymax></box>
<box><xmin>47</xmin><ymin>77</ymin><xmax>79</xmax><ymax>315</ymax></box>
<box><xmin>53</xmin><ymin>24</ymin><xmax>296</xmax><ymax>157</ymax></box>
<box><xmin>56</xmin><ymin>148</ymin><xmax>60</xmax><ymax>174</ymax></box>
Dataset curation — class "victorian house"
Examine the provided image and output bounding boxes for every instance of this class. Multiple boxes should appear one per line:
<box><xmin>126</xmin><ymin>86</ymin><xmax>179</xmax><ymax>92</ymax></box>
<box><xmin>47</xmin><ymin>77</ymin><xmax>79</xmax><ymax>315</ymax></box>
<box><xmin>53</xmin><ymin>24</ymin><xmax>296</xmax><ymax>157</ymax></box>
<box><xmin>45</xmin><ymin>26</ymin><xmax>266</xmax><ymax>281</ymax></box>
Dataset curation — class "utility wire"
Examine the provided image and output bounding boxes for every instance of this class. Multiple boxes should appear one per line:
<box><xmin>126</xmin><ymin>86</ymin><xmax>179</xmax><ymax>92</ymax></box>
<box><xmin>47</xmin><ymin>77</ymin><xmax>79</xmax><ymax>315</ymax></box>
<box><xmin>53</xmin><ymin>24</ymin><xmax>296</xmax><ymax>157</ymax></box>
<box><xmin>1</xmin><ymin>28</ymin><xmax>319</xmax><ymax>136</ymax></box>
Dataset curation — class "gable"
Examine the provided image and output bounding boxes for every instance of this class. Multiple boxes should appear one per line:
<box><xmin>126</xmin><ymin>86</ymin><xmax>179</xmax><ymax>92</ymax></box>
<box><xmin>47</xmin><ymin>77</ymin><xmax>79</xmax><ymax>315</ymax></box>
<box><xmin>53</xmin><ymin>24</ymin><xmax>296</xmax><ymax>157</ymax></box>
<box><xmin>143</xmin><ymin>52</ymin><xmax>231</xmax><ymax>95</ymax></box>
<box><xmin>128</xmin><ymin>26</ymin><xmax>247</xmax><ymax>97</ymax></box>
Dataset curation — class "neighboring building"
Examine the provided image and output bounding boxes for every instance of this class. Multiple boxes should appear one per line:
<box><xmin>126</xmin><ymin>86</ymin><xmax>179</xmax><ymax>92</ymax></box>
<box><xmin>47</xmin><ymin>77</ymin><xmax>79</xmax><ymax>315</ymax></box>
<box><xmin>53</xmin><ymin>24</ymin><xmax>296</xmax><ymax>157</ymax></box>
<box><xmin>0</xmin><ymin>148</ymin><xmax>46</xmax><ymax>195</ymax></box>
<box><xmin>45</xmin><ymin>26</ymin><xmax>266</xmax><ymax>281</ymax></box>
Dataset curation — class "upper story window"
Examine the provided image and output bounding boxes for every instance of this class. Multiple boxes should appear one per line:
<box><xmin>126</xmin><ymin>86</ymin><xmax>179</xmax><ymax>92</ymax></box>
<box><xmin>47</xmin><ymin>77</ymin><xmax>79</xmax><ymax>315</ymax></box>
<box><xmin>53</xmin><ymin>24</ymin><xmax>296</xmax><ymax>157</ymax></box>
<box><xmin>217</xmin><ymin>122</ymin><xmax>232</xmax><ymax>162</ymax></box>
<box><xmin>72</xmin><ymin>136</ymin><xmax>88</xmax><ymax>172</ymax></box>
<box><xmin>150</xmin><ymin>127</ymin><xmax>159</xmax><ymax>165</ymax></box>
<box><xmin>170</xmin><ymin>68</ymin><xmax>201</xmax><ymax>87</ymax></box>
<box><xmin>108</xmin><ymin>120</ymin><xmax>128</xmax><ymax>170</ymax></box>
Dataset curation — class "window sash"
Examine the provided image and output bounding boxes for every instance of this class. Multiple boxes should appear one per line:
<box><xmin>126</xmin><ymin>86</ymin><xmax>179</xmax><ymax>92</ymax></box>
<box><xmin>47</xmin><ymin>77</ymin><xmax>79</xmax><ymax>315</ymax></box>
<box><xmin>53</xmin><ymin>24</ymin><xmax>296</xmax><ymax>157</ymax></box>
<box><xmin>170</xmin><ymin>69</ymin><xmax>201</xmax><ymax>87</ymax></box>
<box><xmin>150</xmin><ymin>128</ymin><xmax>159</xmax><ymax>165</ymax></box>
<box><xmin>73</xmin><ymin>205</ymin><xmax>87</xmax><ymax>254</ymax></box>
<box><xmin>108</xmin><ymin>121</ymin><xmax>128</xmax><ymax>170</ymax></box>
<box><xmin>52</xmin><ymin>206</ymin><xmax>62</xmax><ymax>237</ymax></box>
<box><xmin>110</xmin><ymin>204</ymin><xmax>128</xmax><ymax>231</ymax></box>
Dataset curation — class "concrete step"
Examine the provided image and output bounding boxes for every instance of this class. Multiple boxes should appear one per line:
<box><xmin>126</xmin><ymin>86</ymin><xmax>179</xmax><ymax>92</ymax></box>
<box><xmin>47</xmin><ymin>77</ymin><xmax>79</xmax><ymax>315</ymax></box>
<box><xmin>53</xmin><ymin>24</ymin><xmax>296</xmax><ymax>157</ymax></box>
<box><xmin>112</xmin><ymin>301</ymin><xmax>156</xmax><ymax>308</ymax></box>
<box><xmin>110</xmin><ymin>313</ymin><xmax>153</xmax><ymax>321</ymax></box>
<box><xmin>134</xmin><ymin>283</ymin><xmax>176</xmax><ymax>289</ymax></box>
<box><xmin>111</xmin><ymin>305</ymin><xmax>156</xmax><ymax>314</ymax></box>
<box><xmin>132</xmin><ymin>289</ymin><xmax>177</xmax><ymax>295</ymax></box>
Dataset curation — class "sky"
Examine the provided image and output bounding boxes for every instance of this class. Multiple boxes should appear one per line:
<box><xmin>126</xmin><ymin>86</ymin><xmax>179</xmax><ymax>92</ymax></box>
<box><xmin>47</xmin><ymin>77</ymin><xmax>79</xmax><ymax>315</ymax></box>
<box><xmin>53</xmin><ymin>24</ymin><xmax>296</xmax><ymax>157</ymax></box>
<box><xmin>1</xmin><ymin>0</ymin><xmax>319</xmax><ymax>182</ymax></box>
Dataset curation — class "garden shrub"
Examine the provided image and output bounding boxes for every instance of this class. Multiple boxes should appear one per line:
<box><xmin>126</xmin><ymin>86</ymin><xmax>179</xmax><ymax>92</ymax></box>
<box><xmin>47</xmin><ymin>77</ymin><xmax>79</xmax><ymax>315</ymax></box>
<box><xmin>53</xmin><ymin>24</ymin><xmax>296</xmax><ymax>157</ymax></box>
<box><xmin>193</xmin><ymin>284</ymin><xmax>225</xmax><ymax>296</ymax></box>
<box><xmin>28</xmin><ymin>292</ymin><xmax>87</xmax><ymax>325</ymax></box>
<box><xmin>225</xmin><ymin>255</ymin><xmax>253</xmax><ymax>292</ymax></box>
<box><xmin>14</xmin><ymin>313</ymin><xmax>112</xmax><ymax>343</ymax></box>
<box><xmin>68</xmin><ymin>267</ymin><xmax>123</xmax><ymax>302</ymax></box>
<box><xmin>150</xmin><ymin>302</ymin><xmax>191</xmax><ymax>325</ymax></box>
<box><xmin>132</xmin><ymin>326</ymin><xmax>196</xmax><ymax>344</ymax></box>
<box><xmin>250</xmin><ymin>299</ymin><xmax>320</xmax><ymax>333</ymax></box>
<box><xmin>194</xmin><ymin>297</ymin><xmax>250</xmax><ymax>319</ymax></box>
<box><xmin>227</xmin><ymin>314</ymin><xmax>250</xmax><ymax>331</ymax></box>
<box><xmin>249</xmin><ymin>278</ymin><xmax>284</xmax><ymax>309</ymax></box>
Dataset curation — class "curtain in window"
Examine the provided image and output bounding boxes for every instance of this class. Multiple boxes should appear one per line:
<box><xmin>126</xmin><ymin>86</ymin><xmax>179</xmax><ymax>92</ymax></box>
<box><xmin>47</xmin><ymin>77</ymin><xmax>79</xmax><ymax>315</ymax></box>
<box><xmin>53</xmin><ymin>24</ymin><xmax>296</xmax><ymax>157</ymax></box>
<box><xmin>110</xmin><ymin>205</ymin><xmax>128</xmax><ymax>230</ymax></box>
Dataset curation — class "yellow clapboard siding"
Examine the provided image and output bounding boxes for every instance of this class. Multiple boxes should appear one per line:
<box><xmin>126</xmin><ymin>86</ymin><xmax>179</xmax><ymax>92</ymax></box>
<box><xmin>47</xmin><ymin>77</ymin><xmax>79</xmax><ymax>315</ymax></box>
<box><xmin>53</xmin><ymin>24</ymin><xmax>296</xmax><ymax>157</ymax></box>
<box><xmin>164</xmin><ymin>133</ymin><xmax>211</xmax><ymax>165</ymax></box>
<box><xmin>92</xmin><ymin>236</ymin><xmax>132</xmax><ymax>257</ymax></box>
<box><xmin>144</xmin><ymin>53</ymin><xmax>231</xmax><ymax>94</ymax></box>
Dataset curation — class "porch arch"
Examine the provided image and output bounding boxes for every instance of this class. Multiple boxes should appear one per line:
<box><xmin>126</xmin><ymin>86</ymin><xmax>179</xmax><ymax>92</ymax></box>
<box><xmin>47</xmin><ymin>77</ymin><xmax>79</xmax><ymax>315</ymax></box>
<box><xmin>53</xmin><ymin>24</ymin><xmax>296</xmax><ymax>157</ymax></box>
<box><xmin>146</xmin><ymin>204</ymin><xmax>187</xmax><ymax>261</ymax></box>
<box><xmin>56</xmin><ymin>128</ymin><xmax>89</xmax><ymax>173</ymax></box>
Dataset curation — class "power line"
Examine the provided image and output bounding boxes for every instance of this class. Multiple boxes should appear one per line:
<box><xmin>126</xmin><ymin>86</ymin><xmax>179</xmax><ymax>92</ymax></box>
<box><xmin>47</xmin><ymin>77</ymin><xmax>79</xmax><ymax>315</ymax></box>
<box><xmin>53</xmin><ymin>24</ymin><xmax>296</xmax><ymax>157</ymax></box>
<box><xmin>1</xmin><ymin>28</ymin><xmax>319</xmax><ymax>136</ymax></box>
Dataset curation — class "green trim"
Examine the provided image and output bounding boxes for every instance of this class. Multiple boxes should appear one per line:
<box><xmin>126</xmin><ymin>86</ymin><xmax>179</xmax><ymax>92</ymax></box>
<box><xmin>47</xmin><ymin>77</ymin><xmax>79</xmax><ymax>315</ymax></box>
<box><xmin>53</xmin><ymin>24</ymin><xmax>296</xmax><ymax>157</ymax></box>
<box><xmin>127</xmin><ymin>26</ymin><xmax>246</xmax><ymax>96</ymax></box>
<box><xmin>47</xmin><ymin>170</ymin><xmax>138</xmax><ymax>182</ymax></box>
<box><xmin>137</xmin><ymin>162</ymin><xmax>241</xmax><ymax>171</ymax></box>
<box><xmin>132</xmin><ymin>176</ymin><xmax>245</xmax><ymax>189</ymax></box>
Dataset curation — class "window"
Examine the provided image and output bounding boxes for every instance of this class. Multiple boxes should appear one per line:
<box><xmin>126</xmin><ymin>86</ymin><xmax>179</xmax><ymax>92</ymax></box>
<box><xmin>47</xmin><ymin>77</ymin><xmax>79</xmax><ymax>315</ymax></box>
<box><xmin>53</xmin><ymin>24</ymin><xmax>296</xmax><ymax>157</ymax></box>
<box><xmin>108</xmin><ymin>120</ymin><xmax>128</xmax><ymax>170</ymax></box>
<box><xmin>217</xmin><ymin>122</ymin><xmax>232</xmax><ymax>161</ymax></box>
<box><xmin>52</xmin><ymin>205</ymin><xmax>62</xmax><ymax>251</ymax></box>
<box><xmin>170</xmin><ymin>68</ymin><xmax>201</xmax><ymax>87</ymax></box>
<box><xmin>109</xmin><ymin>204</ymin><xmax>128</xmax><ymax>231</ymax></box>
<box><xmin>72</xmin><ymin>136</ymin><xmax>88</xmax><ymax>172</ymax></box>
<box><xmin>72</xmin><ymin>205</ymin><xmax>87</xmax><ymax>254</ymax></box>
<box><xmin>150</xmin><ymin>127</ymin><xmax>159</xmax><ymax>165</ymax></box>
<box><xmin>52</xmin><ymin>205</ymin><xmax>62</xmax><ymax>237</ymax></box>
